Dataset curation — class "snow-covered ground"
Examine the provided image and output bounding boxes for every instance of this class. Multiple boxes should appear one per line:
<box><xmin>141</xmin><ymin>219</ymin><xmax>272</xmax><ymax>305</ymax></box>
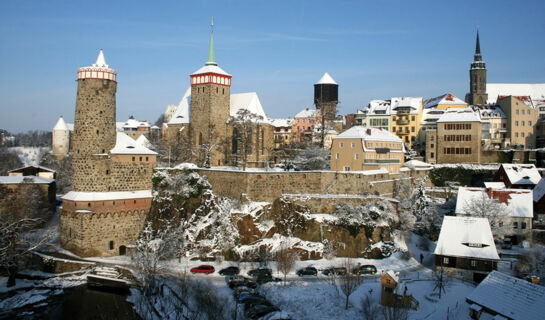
<box><xmin>7</xmin><ymin>146</ymin><xmax>49</xmax><ymax>166</ymax></box>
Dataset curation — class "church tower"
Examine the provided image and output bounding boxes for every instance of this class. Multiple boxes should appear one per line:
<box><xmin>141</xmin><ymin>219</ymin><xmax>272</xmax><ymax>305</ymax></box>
<box><xmin>190</xmin><ymin>18</ymin><xmax>232</xmax><ymax>166</ymax></box>
<box><xmin>466</xmin><ymin>30</ymin><xmax>488</xmax><ymax>106</ymax></box>
<box><xmin>72</xmin><ymin>50</ymin><xmax>117</xmax><ymax>192</ymax></box>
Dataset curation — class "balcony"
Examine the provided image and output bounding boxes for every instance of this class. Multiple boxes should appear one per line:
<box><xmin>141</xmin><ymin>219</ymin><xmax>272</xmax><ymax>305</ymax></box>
<box><xmin>397</xmin><ymin>119</ymin><xmax>410</xmax><ymax>125</ymax></box>
<box><xmin>396</xmin><ymin>130</ymin><xmax>409</xmax><ymax>136</ymax></box>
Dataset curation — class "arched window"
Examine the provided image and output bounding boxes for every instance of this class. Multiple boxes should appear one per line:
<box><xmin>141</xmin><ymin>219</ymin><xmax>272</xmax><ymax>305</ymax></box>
<box><xmin>198</xmin><ymin>132</ymin><xmax>203</xmax><ymax>145</ymax></box>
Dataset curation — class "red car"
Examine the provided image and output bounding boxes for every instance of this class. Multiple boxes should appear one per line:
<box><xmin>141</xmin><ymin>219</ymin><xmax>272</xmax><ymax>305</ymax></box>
<box><xmin>190</xmin><ymin>265</ymin><xmax>215</xmax><ymax>274</ymax></box>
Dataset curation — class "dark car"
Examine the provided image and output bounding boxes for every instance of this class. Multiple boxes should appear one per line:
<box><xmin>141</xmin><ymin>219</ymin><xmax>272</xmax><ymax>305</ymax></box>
<box><xmin>322</xmin><ymin>267</ymin><xmax>347</xmax><ymax>276</ymax></box>
<box><xmin>228</xmin><ymin>276</ymin><xmax>257</xmax><ymax>289</ymax></box>
<box><xmin>246</xmin><ymin>305</ymin><xmax>280</xmax><ymax>319</ymax></box>
<box><xmin>248</xmin><ymin>268</ymin><xmax>272</xmax><ymax>277</ymax></box>
<box><xmin>219</xmin><ymin>266</ymin><xmax>240</xmax><ymax>276</ymax></box>
<box><xmin>353</xmin><ymin>265</ymin><xmax>377</xmax><ymax>275</ymax></box>
<box><xmin>255</xmin><ymin>274</ymin><xmax>282</xmax><ymax>285</ymax></box>
<box><xmin>190</xmin><ymin>265</ymin><xmax>215</xmax><ymax>274</ymax></box>
<box><xmin>296</xmin><ymin>267</ymin><xmax>318</xmax><ymax>276</ymax></box>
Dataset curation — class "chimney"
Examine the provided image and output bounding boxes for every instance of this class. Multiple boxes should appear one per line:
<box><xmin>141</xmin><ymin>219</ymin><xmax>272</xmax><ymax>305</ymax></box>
<box><xmin>366</xmin><ymin>128</ymin><xmax>372</xmax><ymax>135</ymax></box>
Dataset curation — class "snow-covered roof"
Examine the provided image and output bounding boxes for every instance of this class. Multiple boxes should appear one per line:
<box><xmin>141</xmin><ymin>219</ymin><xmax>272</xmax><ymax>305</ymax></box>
<box><xmin>390</xmin><ymin>97</ymin><xmax>422</xmax><ymax>114</ymax></box>
<box><xmin>434</xmin><ymin>216</ymin><xmax>499</xmax><ymax>260</ymax></box>
<box><xmin>533</xmin><ymin>177</ymin><xmax>545</xmax><ymax>202</ymax></box>
<box><xmin>62</xmin><ymin>190</ymin><xmax>152</xmax><ymax>201</ymax></box>
<box><xmin>269</xmin><ymin>118</ymin><xmax>293</xmax><ymax>128</ymax></box>
<box><xmin>476</xmin><ymin>106</ymin><xmax>506</xmax><ymax>119</ymax></box>
<box><xmin>367</xmin><ymin>100</ymin><xmax>391</xmax><ymax>115</ymax></box>
<box><xmin>53</xmin><ymin>116</ymin><xmax>69</xmax><ymax>131</ymax></box>
<box><xmin>335</xmin><ymin>126</ymin><xmax>402</xmax><ymax>143</ymax></box>
<box><xmin>191</xmin><ymin>64</ymin><xmax>230</xmax><ymax>76</ymax></box>
<box><xmin>8</xmin><ymin>165</ymin><xmax>56</xmax><ymax>173</ymax></box>
<box><xmin>455</xmin><ymin>187</ymin><xmax>533</xmax><ymax>218</ymax></box>
<box><xmin>500</xmin><ymin>164</ymin><xmax>541</xmax><ymax>186</ymax></box>
<box><xmin>420</xmin><ymin>108</ymin><xmax>445</xmax><ymax>125</ymax></box>
<box><xmin>0</xmin><ymin>176</ymin><xmax>54</xmax><ymax>184</ymax></box>
<box><xmin>315</xmin><ymin>72</ymin><xmax>338</xmax><ymax>85</ymax></box>
<box><xmin>437</xmin><ymin>108</ymin><xmax>482</xmax><ymax>123</ymax></box>
<box><xmin>484</xmin><ymin>182</ymin><xmax>505</xmax><ymax>189</ymax></box>
<box><xmin>122</xmin><ymin>118</ymin><xmax>151</xmax><ymax>129</ymax></box>
<box><xmin>385</xmin><ymin>270</ymin><xmax>399</xmax><ymax>283</ymax></box>
<box><xmin>466</xmin><ymin>271</ymin><xmax>545</xmax><ymax>320</ymax></box>
<box><xmin>230</xmin><ymin>92</ymin><xmax>269</xmax><ymax>121</ymax></box>
<box><xmin>295</xmin><ymin>108</ymin><xmax>319</xmax><ymax>118</ymax></box>
<box><xmin>424</xmin><ymin>93</ymin><xmax>467</xmax><ymax>109</ymax></box>
<box><xmin>404</xmin><ymin>160</ymin><xmax>432</xmax><ymax>169</ymax></box>
<box><xmin>110</xmin><ymin>132</ymin><xmax>157</xmax><ymax>155</ymax></box>
<box><xmin>136</xmin><ymin>134</ymin><xmax>152</xmax><ymax>149</ymax></box>
<box><xmin>168</xmin><ymin>87</ymin><xmax>191</xmax><ymax>124</ymax></box>
<box><xmin>486</xmin><ymin>83</ymin><xmax>545</xmax><ymax>105</ymax></box>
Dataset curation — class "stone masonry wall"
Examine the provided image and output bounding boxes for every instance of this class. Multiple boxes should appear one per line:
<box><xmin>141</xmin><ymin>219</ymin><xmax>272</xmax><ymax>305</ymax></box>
<box><xmin>197</xmin><ymin>168</ymin><xmax>429</xmax><ymax>202</ymax></box>
<box><xmin>60</xmin><ymin>198</ymin><xmax>151</xmax><ymax>257</ymax></box>
<box><xmin>109</xmin><ymin>155</ymin><xmax>155</xmax><ymax>191</ymax></box>
<box><xmin>72</xmin><ymin>78</ymin><xmax>117</xmax><ymax>192</ymax></box>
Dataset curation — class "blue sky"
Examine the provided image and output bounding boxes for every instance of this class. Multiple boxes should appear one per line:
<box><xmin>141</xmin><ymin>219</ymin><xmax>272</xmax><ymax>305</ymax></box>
<box><xmin>1</xmin><ymin>0</ymin><xmax>544</xmax><ymax>133</ymax></box>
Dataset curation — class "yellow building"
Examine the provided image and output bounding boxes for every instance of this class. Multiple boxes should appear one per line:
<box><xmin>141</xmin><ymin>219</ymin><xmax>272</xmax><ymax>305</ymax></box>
<box><xmin>270</xmin><ymin>118</ymin><xmax>293</xmax><ymax>149</ymax></box>
<box><xmin>331</xmin><ymin>126</ymin><xmax>405</xmax><ymax>173</ymax></box>
<box><xmin>389</xmin><ymin>97</ymin><xmax>423</xmax><ymax>148</ymax></box>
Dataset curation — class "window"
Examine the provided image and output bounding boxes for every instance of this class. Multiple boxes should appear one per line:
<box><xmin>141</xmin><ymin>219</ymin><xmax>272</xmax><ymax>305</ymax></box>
<box><xmin>529</xmin><ymin>121</ymin><xmax>532</xmax><ymax>126</ymax></box>
<box><xmin>335</xmin><ymin>153</ymin><xmax>339</xmax><ymax>159</ymax></box>
<box><xmin>522</xmin><ymin>121</ymin><xmax>525</xmax><ymax>126</ymax></box>
<box><xmin>516</xmin><ymin>110</ymin><xmax>519</xmax><ymax>115</ymax></box>
<box><xmin>470</xmin><ymin>260</ymin><xmax>477</xmax><ymax>267</ymax></box>
<box><xmin>132</xmin><ymin>156</ymin><xmax>135</xmax><ymax>161</ymax></box>
<box><xmin>513</xmin><ymin>221</ymin><xmax>518</xmax><ymax>229</ymax></box>
<box><xmin>109</xmin><ymin>241</ymin><xmax>114</xmax><ymax>250</ymax></box>
<box><xmin>515</xmin><ymin>132</ymin><xmax>519</xmax><ymax>138</ymax></box>
<box><xmin>411</xmin><ymin>127</ymin><xmax>415</xmax><ymax>132</ymax></box>
<box><xmin>443</xmin><ymin>257</ymin><xmax>449</xmax><ymax>264</ymax></box>
<box><xmin>351</xmin><ymin>142</ymin><xmax>355</xmax><ymax>148</ymax></box>
<box><xmin>521</xmin><ymin>132</ymin><xmax>525</xmax><ymax>137</ymax></box>
<box><xmin>340</xmin><ymin>142</ymin><xmax>344</xmax><ymax>148</ymax></box>
<box><xmin>344</xmin><ymin>166</ymin><xmax>350</xmax><ymax>171</ymax></box>
<box><xmin>355</xmin><ymin>154</ymin><xmax>359</xmax><ymax>160</ymax></box>
<box><xmin>430</xmin><ymin>152</ymin><xmax>434</xmax><ymax>158</ymax></box>
<box><xmin>411</xmin><ymin>116</ymin><xmax>415</xmax><ymax>121</ymax></box>
<box><xmin>521</xmin><ymin>222</ymin><xmax>527</xmax><ymax>229</ymax></box>
<box><xmin>105</xmin><ymin>170</ymin><xmax>109</xmax><ymax>175</ymax></box>
<box><xmin>139</xmin><ymin>156</ymin><xmax>142</xmax><ymax>161</ymax></box>
<box><xmin>146</xmin><ymin>157</ymin><xmax>149</xmax><ymax>161</ymax></box>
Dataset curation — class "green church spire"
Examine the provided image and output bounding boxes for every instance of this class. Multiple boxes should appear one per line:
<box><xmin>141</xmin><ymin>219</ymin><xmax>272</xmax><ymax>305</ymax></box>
<box><xmin>205</xmin><ymin>17</ymin><xmax>217</xmax><ymax>66</ymax></box>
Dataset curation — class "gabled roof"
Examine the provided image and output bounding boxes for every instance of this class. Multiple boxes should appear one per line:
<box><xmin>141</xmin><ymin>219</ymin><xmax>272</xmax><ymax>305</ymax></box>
<box><xmin>294</xmin><ymin>108</ymin><xmax>319</xmax><ymax>118</ymax></box>
<box><xmin>136</xmin><ymin>134</ymin><xmax>152</xmax><ymax>149</ymax></box>
<box><xmin>110</xmin><ymin>132</ymin><xmax>157</xmax><ymax>155</ymax></box>
<box><xmin>484</xmin><ymin>182</ymin><xmax>505</xmax><ymax>189</ymax></box>
<box><xmin>424</xmin><ymin>93</ymin><xmax>467</xmax><ymax>109</ymax></box>
<box><xmin>53</xmin><ymin>116</ymin><xmax>69</xmax><ymax>131</ymax></box>
<box><xmin>455</xmin><ymin>187</ymin><xmax>533</xmax><ymax>218</ymax></box>
<box><xmin>315</xmin><ymin>72</ymin><xmax>338</xmax><ymax>85</ymax></box>
<box><xmin>434</xmin><ymin>216</ymin><xmax>499</xmax><ymax>260</ymax></box>
<box><xmin>269</xmin><ymin>118</ymin><xmax>293</xmax><ymax>128</ymax></box>
<box><xmin>335</xmin><ymin>126</ymin><xmax>403</xmax><ymax>143</ymax></box>
<box><xmin>500</xmin><ymin>164</ymin><xmax>541</xmax><ymax>186</ymax></box>
<box><xmin>437</xmin><ymin>108</ymin><xmax>482</xmax><ymax>123</ymax></box>
<box><xmin>466</xmin><ymin>271</ymin><xmax>545</xmax><ymax>320</ymax></box>
<box><xmin>168</xmin><ymin>87</ymin><xmax>191</xmax><ymax>124</ymax></box>
<box><xmin>230</xmin><ymin>92</ymin><xmax>268</xmax><ymax>121</ymax></box>
<box><xmin>8</xmin><ymin>165</ymin><xmax>56</xmax><ymax>173</ymax></box>
<box><xmin>390</xmin><ymin>97</ymin><xmax>422</xmax><ymax>115</ymax></box>
<box><xmin>0</xmin><ymin>176</ymin><xmax>54</xmax><ymax>184</ymax></box>
<box><xmin>122</xmin><ymin>118</ymin><xmax>151</xmax><ymax>129</ymax></box>
<box><xmin>533</xmin><ymin>177</ymin><xmax>545</xmax><ymax>202</ymax></box>
<box><xmin>486</xmin><ymin>83</ymin><xmax>545</xmax><ymax>105</ymax></box>
<box><xmin>367</xmin><ymin>99</ymin><xmax>391</xmax><ymax>115</ymax></box>
<box><xmin>476</xmin><ymin>106</ymin><xmax>506</xmax><ymax>119</ymax></box>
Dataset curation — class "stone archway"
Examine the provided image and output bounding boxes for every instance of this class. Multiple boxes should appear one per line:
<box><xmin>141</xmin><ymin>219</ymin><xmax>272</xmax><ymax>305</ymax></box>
<box><xmin>119</xmin><ymin>245</ymin><xmax>127</xmax><ymax>256</ymax></box>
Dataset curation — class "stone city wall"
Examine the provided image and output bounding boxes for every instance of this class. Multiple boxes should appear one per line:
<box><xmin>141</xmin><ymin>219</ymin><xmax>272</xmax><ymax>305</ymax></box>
<box><xmin>197</xmin><ymin>168</ymin><xmax>429</xmax><ymax>202</ymax></box>
<box><xmin>109</xmin><ymin>155</ymin><xmax>155</xmax><ymax>191</ymax></box>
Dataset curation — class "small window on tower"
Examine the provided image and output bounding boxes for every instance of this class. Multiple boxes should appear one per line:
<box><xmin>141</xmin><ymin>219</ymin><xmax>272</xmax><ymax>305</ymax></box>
<box><xmin>96</xmin><ymin>130</ymin><xmax>99</xmax><ymax>135</ymax></box>
<box><xmin>222</xmin><ymin>88</ymin><xmax>225</xmax><ymax>95</ymax></box>
<box><xmin>109</xmin><ymin>241</ymin><xmax>114</xmax><ymax>250</ymax></box>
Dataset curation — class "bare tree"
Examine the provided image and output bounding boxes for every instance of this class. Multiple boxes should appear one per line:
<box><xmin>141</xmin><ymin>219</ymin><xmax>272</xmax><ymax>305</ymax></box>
<box><xmin>462</xmin><ymin>192</ymin><xmax>510</xmax><ymax>239</ymax></box>
<box><xmin>381</xmin><ymin>305</ymin><xmax>409</xmax><ymax>320</ymax></box>
<box><xmin>228</xmin><ymin>109</ymin><xmax>264</xmax><ymax>171</ymax></box>
<box><xmin>132</xmin><ymin>220</ymin><xmax>184</xmax><ymax>296</ymax></box>
<box><xmin>0</xmin><ymin>216</ymin><xmax>54</xmax><ymax>287</ymax></box>
<box><xmin>294</xmin><ymin>146</ymin><xmax>330</xmax><ymax>170</ymax></box>
<box><xmin>433</xmin><ymin>266</ymin><xmax>449</xmax><ymax>299</ymax></box>
<box><xmin>339</xmin><ymin>258</ymin><xmax>361</xmax><ymax>310</ymax></box>
<box><xmin>361</xmin><ymin>293</ymin><xmax>380</xmax><ymax>320</ymax></box>
<box><xmin>275</xmin><ymin>242</ymin><xmax>299</xmax><ymax>286</ymax></box>
<box><xmin>515</xmin><ymin>247</ymin><xmax>545</xmax><ymax>279</ymax></box>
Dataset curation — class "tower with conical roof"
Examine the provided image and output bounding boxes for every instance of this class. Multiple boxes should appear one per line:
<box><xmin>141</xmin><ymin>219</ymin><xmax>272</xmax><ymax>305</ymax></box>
<box><xmin>466</xmin><ymin>30</ymin><xmax>488</xmax><ymax>105</ymax></box>
<box><xmin>52</xmin><ymin>116</ymin><xmax>70</xmax><ymax>158</ymax></box>
<box><xmin>189</xmin><ymin>18</ymin><xmax>232</xmax><ymax>166</ymax></box>
<box><xmin>314</xmin><ymin>72</ymin><xmax>338</xmax><ymax>121</ymax></box>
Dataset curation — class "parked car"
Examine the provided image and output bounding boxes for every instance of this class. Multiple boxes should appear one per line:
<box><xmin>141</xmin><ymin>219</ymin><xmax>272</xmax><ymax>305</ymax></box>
<box><xmin>501</xmin><ymin>238</ymin><xmax>513</xmax><ymax>249</ymax></box>
<box><xmin>246</xmin><ymin>304</ymin><xmax>280</xmax><ymax>319</ymax></box>
<box><xmin>352</xmin><ymin>265</ymin><xmax>377</xmax><ymax>275</ymax></box>
<box><xmin>228</xmin><ymin>276</ymin><xmax>257</xmax><ymax>289</ymax></box>
<box><xmin>234</xmin><ymin>287</ymin><xmax>259</xmax><ymax>301</ymax></box>
<box><xmin>190</xmin><ymin>265</ymin><xmax>215</xmax><ymax>274</ymax></box>
<box><xmin>322</xmin><ymin>267</ymin><xmax>347</xmax><ymax>276</ymax></box>
<box><xmin>296</xmin><ymin>267</ymin><xmax>317</xmax><ymax>276</ymax></box>
<box><xmin>255</xmin><ymin>274</ymin><xmax>282</xmax><ymax>285</ymax></box>
<box><xmin>219</xmin><ymin>266</ymin><xmax>240</xmax><ymax>276</ymax></box>
<box><xmin>248</xmin><ymin>268</ymin><xmax>272</xmax><ymax>277</ymax></box>
<box><xmin>260</xmin><ymin>311</ymin><xmax>292</xmax><ymax>320</ymax></box>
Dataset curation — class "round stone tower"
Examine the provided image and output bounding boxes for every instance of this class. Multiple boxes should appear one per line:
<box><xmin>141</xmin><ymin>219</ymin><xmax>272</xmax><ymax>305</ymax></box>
<box><xmin>72</xmin><ymin>50</ymin><xmax>118</xmax><ymax>192</ymax></box>
<box><xmin>314</xmin><ymin>72</ymin><xmax>338</xmax><ymax>121</ymax></box>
